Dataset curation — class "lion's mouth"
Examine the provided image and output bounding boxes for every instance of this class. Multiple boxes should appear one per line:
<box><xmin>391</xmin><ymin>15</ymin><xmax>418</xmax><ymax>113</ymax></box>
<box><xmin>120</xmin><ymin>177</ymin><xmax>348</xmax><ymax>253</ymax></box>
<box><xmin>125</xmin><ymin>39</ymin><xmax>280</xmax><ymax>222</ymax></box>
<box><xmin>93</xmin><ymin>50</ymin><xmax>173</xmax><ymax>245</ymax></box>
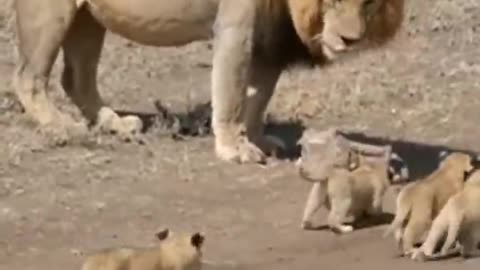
<box><xmin>312</xmin><ymin>32</ymin><xmax>363</xmax><ymax>60</ymax></box>
<box><xmin>312</xmin><ymin>34</ymin><xmax>349</xmax><ymax>60</ymax></box>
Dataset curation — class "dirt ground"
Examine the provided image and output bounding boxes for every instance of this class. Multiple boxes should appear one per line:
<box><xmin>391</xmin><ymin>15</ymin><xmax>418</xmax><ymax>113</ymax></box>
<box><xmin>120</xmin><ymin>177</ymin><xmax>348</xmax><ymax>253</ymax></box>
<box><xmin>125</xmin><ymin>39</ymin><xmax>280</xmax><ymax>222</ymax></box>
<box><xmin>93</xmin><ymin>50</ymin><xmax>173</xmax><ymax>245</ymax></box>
<box><xmin>1</xmin><ymin>1</ymin><xmax>480</xmax><ymax>269</ymax></box>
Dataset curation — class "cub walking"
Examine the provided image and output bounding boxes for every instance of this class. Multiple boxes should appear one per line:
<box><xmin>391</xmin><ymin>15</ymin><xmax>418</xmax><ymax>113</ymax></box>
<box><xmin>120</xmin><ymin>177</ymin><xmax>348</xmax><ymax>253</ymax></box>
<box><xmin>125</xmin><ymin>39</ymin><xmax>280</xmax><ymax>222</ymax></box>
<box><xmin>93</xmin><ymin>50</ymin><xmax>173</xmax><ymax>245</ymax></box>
<box><xmin>411</xmin><ymin>170</ymin><xmax>480</xmax><ymax>261</ymax></box>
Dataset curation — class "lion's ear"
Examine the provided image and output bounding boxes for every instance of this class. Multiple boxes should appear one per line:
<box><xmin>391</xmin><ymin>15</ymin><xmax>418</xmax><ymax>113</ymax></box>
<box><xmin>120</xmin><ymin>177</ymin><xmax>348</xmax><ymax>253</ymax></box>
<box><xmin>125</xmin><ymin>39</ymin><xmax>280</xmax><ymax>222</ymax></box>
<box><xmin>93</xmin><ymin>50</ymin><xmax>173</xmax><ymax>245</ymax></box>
<box><xmin>191</xmin><ymin>233</ymin><xmax>205</xmax><ymax>249</ymax></box>
<box><xmin>155</xmin><ymin>229</ymin><xmax>169</xmax><ymax>241</ymax></box>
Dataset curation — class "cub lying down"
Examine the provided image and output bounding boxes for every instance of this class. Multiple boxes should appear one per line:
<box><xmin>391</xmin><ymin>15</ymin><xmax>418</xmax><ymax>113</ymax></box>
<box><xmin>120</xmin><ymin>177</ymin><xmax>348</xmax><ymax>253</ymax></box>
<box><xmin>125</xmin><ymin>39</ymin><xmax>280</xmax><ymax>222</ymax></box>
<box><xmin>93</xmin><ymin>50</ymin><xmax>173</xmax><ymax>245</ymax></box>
<box><xmin>411</xmin><ymin>170</ymin><xmax>480</xmax><ymax>261</ymax></box>
<box><xmin>299</xmin><ymin>147</ymin><xmax>393</xmax><ymax>233</ymax></box>
<box><xmin>81</xmin><ymin>229</ymin><xmax>204</xmax><ymax>270</ymax></box>
<box><xmin>384</xmin><ymin>152</ymin><xmax>474</xmax><ymax>256</ymax></box>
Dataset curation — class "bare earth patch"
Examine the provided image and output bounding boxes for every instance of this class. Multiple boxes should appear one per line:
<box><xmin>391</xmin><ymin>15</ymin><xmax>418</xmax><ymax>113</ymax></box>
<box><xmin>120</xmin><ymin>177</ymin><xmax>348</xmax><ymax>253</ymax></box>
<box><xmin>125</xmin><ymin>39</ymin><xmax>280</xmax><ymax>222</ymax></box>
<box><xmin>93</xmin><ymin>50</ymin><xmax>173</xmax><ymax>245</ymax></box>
<box><xmin>1</xmin><ymin>0</ymin><xmax>480</xmax><ymax>269</ymax></box>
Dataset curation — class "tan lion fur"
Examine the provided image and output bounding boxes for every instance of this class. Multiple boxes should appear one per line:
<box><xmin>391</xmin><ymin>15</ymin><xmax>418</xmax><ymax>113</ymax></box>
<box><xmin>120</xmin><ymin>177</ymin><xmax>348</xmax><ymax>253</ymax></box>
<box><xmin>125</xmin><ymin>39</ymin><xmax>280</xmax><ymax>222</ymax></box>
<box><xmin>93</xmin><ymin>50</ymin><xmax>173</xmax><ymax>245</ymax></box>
<box><xmin>13</xmin><ymin>0</ymin><xmax>404</xmax><ymax>163</ymax></box>
<box><xmin>384</xmin><ymin>152</ymin><xmax>474</xmax><ymax>256</ymax></box>
<box><xmin>410</xmin><ymin>170</ymin><xmax>480</xmax><ymax>261</ymax></box>
<box><xmin>81</xmin><ymin>229</ymin><xmax>204</xmax><ymax>270</ymax></box>
<box><xmin>300</xmin><ymin>149</ymin><xmax>392</xmax><ymax>234</ymax></box>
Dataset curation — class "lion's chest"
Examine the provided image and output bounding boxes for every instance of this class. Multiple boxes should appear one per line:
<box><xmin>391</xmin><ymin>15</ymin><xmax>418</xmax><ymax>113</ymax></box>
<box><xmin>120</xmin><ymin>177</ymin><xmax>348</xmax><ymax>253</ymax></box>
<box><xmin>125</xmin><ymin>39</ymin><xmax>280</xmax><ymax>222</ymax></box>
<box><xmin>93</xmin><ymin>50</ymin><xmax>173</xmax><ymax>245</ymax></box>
<box><xmin>86</xmin><ymin>0</ymin><xmax>219</xmax><ymax>46</ymax></box>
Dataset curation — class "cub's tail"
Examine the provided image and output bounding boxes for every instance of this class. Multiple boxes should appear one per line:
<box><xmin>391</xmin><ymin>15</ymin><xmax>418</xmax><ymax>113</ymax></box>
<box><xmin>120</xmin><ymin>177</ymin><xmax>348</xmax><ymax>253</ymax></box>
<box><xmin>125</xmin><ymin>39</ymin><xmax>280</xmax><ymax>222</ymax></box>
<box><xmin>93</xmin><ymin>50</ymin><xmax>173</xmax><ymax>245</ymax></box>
<box><xmin>383</xmin><ymin>189</ymin><xmax>412</xmax><ymax>238</ymax></box>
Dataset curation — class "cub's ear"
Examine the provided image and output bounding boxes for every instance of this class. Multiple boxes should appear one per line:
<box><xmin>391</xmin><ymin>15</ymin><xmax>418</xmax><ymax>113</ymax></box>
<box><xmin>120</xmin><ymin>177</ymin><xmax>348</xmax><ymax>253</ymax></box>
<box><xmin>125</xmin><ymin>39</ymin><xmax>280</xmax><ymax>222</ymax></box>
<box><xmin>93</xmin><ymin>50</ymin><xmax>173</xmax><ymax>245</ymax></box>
<box><xmin>191</xmin><ymin>233</ymin><xmax>205</xmax><ymax>249</ymax></box>
<box><xmin>155</xmin><ymin>229</ymin><xmax>170</xmax><ymax>241</ymax></box>
<box><xmin>347</xmin><ymin>150</ymin><xmax>360</xmax><ymax>171</ymax></box>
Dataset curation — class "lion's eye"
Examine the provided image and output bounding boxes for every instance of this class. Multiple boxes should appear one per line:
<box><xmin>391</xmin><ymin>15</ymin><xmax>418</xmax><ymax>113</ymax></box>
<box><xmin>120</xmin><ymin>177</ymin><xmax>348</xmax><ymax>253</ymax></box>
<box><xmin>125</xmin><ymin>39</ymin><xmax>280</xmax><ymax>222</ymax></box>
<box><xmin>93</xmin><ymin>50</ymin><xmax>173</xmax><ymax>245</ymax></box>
<box><xmin>364</xmin><ymin>0</ymin><xmax>375</xmax><ymax>6</ymax></box>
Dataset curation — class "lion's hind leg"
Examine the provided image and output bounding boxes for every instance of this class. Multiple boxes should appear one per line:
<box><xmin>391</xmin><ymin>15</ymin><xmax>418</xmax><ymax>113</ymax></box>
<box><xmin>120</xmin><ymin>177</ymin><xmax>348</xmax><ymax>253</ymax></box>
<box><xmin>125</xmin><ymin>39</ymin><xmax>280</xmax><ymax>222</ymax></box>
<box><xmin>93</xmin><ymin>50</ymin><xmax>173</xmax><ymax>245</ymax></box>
<box><xmin>61</xmin><ymin>8</ymin><xmax>143</xmax><ymax>142</ymax></box>
<box><xmin>411</xmin><ymin>204</ymin><xmax>451</xmax><ymax>261</ymax></box>
<box><xmin>402</xmin><ymin>214</ymin><xmax>431</xmax><ymax>256</ymax></box>
<box><xmin>13</xmin><ymin>0</ymin><xmax>85</xmax><ymax>141</ymax></box>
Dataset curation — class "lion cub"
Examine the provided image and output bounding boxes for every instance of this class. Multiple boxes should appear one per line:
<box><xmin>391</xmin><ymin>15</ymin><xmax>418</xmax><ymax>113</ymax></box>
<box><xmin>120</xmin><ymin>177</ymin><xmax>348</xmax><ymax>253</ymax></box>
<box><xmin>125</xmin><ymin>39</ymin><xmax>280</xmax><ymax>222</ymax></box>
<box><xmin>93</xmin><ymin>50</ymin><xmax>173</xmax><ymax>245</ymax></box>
<box><xmin>384</xmin><ymin>152</ymin><xmax>474</xmax><ymax>256</ymax></box>
<box><xmin>300</xmin><ymin>149</ymin><xmax>391</xmax><ymax>233</ymax></box>
<box><xmin>81</xmin><ymin>229</ymin><xmax>204</xmax><ymax>270</ymax></box>
<box><xmin>411</xmin><ymin>170</ymin><xmax>480</xmax><ymax>261</ymax></box>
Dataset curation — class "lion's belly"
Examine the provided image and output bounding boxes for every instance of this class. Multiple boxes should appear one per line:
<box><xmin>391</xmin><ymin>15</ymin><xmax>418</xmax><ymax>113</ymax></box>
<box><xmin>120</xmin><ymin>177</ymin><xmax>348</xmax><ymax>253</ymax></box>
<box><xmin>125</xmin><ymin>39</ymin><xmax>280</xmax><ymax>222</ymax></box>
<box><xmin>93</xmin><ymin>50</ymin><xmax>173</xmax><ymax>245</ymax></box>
<box><xmin>86</xmin><ymin>0</ymin><xmax>219</xmax><ymax>46</ymax></box>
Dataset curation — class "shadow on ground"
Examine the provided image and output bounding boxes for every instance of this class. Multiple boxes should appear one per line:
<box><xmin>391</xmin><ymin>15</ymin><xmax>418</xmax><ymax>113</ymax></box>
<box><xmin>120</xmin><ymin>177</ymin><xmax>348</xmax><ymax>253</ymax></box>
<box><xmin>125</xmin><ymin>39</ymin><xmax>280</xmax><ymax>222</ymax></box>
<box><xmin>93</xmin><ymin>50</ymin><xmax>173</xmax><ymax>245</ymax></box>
<box><xmin>340</xmin><ymin>131</ymin><xmax>480</xmax><ymax>181</ymax></box>
<box><xmin>301</xmin><ymin>212</ymin><xmax>394</xmax><ymax>233</ymax></box>
<box><xmin>6</xmin><ymin>88</ymin><xmax>475</xmax><ymax>180</ymax></box>
<box><xmin>119</xmin><ymin>103</ymin><xmax>479</xmax><ymax>180</ymax></box>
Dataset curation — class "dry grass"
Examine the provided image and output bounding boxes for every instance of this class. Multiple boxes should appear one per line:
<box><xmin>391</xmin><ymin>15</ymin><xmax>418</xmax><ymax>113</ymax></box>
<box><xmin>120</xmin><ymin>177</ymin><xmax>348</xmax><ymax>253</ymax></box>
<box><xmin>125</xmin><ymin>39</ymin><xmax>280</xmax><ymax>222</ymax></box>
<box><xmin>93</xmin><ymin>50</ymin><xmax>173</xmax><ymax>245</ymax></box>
<box><xmin>1</xmin><ymin>0</ymin><xmax>480</xmax><ymax>269</ymax></box>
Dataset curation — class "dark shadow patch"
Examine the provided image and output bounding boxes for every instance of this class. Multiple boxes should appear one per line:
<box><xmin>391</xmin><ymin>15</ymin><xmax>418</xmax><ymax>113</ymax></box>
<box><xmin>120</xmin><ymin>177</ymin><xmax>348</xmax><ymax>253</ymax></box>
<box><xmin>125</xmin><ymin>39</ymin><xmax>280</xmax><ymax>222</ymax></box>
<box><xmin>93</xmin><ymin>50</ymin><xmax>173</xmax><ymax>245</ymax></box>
<box><xmin>334</xmin><ymin>130</ymin><xmax>480</xmax><ymax>181</ymax></box>
<box><xmin>301</xmin><ymin>213</ymin><xmax>393</xmax><ymax>233</ymax></box>
<box><xmin>354</xmin><ymin>212</ymin><xmax>394</xmax><ymax>231</ymax></box>
<box><xmin>301</xmin><ymin>224</ymin><xmax>331</xmax><ymax>232</ymax></box>
<box><xmin>264</xmin><ymin>116</ymin><xmax>306</xmax><ymax>160</ymax></box>
<box><xmin>116</xmin><ymin>100</ymin><xmax>212</xmax><ymax>139</ymax></box>
<box><xmin>117</xmin><ymin>102</ymin><xmax>306</xmax><ymax>160</ymax></box>
<box><xmin>115</xmin><ymin>106</ymin><xmax>480</xmax><ymax>177</ymax></box>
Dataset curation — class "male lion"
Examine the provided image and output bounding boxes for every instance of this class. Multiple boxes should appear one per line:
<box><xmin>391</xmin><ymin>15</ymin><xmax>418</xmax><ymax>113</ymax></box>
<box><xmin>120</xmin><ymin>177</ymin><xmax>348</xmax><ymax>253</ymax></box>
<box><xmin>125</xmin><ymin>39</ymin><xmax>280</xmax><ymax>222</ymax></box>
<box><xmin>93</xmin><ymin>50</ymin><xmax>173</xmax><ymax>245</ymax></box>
<box><xmin>81</xmin><ymin>229</ymin><xmax>204</xmax><ymax>270</ymax></box>
<box><xmin>13</xmin><ymin>0</ymin><xmax>404</xmax><ymax>163</ymax></box>
<box><xmin>384</xmin><ymin>152</ymin><xmax>474</xmax><ymax>256</ymax></box>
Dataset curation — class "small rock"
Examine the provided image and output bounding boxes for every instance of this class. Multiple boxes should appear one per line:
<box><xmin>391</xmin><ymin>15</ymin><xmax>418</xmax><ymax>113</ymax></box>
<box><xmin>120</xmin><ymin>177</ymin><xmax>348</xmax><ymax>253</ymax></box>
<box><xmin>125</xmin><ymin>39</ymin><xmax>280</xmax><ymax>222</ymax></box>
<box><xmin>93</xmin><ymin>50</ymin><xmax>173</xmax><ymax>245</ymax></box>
<box><xmin>94</xmin><ymin>201</ymin><xmax>106</xmax><ymax>211</ymax></box>
<box><xmin>70</xmin><ymin>248</ymin><xmax>82</xmax><ymax>256</ymax></box>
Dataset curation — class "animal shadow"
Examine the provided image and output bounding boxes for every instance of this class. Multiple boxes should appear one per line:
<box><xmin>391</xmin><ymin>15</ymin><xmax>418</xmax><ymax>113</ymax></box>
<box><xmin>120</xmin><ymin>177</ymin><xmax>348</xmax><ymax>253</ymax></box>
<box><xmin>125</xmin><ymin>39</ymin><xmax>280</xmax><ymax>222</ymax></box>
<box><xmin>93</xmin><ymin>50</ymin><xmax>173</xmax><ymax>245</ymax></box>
<box><xmin>354</xmin><ymin>212</ymin><xmax>394</xmax><ymax>231</ymax></box>
<box><xmin>303</xmin><ymin>212</ymin><xmax>394</xmax><ymax>233</ymax></box>
<box><xmin>338</xmin><ymin>130</ymin><xmax>480</xmax><ymax>181</ymax></box>
<box><xmin>117</xmin><ymin>101</ymin><xmax>306</xmax><ymax>160</ymax></box>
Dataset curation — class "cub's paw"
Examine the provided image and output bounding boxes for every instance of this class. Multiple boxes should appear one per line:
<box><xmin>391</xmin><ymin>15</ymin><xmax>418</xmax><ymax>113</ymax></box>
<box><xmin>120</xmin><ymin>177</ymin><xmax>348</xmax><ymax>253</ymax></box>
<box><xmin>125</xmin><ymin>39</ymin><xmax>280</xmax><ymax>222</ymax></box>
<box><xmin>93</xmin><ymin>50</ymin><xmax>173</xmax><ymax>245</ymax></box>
<box><xmin>301</xmin><ymin>220</ymin><xmax>315</xmax><ymax>230</ymax></box>
<box><xmin>338</xmin><ymin>225</ymin><xmax>354</xmax><ymax>233</ymax></box>
<box><xmin>215</xmin><ymin>137</ymin><xmax>266</xmax><ymax>164</ymax></box>
<box><xmin>331</xmin><ymin>224</ymin><xmax>354</xmax><ymax>234</ymax></box>
<box><xmin>96</xmin><ymin>107</ymin><xmax>144</xmax><ymax>143</ymax></box>
<box><xmin>410</xmin><ymin>249</ymin><xmax>427</xmax><ymax>262</ymax></box>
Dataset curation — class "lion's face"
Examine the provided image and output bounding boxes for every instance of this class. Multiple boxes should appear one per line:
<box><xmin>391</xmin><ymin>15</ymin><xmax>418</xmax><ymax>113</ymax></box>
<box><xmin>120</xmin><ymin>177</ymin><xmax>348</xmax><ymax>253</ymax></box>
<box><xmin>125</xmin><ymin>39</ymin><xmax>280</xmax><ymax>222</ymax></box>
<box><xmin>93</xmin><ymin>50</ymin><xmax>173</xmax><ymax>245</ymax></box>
<box><xmin>318</xmin><ymin>0</ymin><xmax>392</xmax><ymax>59</ymax></box>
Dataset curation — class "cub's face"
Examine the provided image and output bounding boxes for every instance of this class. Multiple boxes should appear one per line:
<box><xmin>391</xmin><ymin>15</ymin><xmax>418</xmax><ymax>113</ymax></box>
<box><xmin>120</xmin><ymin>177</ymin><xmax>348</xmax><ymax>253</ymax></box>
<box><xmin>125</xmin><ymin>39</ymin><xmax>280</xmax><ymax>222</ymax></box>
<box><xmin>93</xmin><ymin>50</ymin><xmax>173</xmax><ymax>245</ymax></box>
<box><xmin>155</xmin><ymin>229</ymin><xmax>205</xmax><ymax>268</ymax></box>
<box><xmin>442</xmin><ymin>152</ymin><xmax>473</xmax><ymax>172</ymax></box>
<box><xmin>319</xmin><ymin>0</ymin><xmax>384</xmax><ymax>59</ymax></box>
<box><xmin>296</xmin><ymin>129</ymin><xmax>355</xmax><ymax>182</ymax></box>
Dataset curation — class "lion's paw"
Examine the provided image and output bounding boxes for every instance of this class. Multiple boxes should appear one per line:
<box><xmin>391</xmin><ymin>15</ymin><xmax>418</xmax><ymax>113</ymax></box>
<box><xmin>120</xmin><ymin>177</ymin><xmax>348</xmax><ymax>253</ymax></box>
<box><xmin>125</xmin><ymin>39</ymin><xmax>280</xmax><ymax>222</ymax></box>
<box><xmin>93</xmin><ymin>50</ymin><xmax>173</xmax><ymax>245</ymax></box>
<box><xmin>96</xmin><ymin>107</ymin><xmax>143</xmax><ymax>142</ymax></box>
<box><xmin>38</xmin><ymin>115</ymin><xmax>88</xmax><ymax>146</ymax></box>
<box><xmin>215</xmin><ymin>137</ymin><xmax>266</xmax><ymax>164</ymax></box>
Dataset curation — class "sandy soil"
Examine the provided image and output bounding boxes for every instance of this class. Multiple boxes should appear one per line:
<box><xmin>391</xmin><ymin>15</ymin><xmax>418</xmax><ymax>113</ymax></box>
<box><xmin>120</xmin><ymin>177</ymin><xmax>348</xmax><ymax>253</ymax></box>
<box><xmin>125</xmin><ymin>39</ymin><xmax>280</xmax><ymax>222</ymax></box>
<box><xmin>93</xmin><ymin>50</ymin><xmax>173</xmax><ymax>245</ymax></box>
<box><xmin>1</xmin><ymin>0</ymin><xmax>480</xmax><ymax>269</ymax></box>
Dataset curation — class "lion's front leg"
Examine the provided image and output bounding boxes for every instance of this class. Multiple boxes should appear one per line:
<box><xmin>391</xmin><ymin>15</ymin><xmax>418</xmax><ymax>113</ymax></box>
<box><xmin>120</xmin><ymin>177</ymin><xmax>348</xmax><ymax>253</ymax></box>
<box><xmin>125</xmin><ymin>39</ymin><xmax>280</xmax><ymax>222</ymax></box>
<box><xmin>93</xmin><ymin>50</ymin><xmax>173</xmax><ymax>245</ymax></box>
<box><xmin>13</xmin><ymin>0</ymin><xmax>87</xmax><ymax>143</ymax></box>
<box><xmin>211</xmin><ymin>1</ymin><xmax>264</xmax><ymax>163</ymax></box>
<box><xmin>244</xmin><ymin>63</ymin><xmax>283</xmax><ymax>157</ymax></box>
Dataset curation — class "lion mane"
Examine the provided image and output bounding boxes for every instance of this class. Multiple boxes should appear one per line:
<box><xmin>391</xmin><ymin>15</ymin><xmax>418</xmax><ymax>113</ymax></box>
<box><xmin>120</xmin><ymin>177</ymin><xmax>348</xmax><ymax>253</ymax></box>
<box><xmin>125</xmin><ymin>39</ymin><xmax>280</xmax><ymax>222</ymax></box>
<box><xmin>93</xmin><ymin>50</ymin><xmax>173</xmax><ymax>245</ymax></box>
<box><xmin>254</xmin><ymin>0</ymin><xmax>405</xmax><ymax>67</ymax></box>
